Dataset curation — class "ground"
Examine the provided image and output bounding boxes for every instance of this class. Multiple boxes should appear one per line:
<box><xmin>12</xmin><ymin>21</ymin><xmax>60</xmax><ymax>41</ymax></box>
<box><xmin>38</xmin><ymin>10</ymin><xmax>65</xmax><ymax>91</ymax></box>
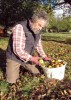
<box><xmin>0</xmin><ymin>37</ymin><xmax>71</xmax><ymax>100</ymax></box>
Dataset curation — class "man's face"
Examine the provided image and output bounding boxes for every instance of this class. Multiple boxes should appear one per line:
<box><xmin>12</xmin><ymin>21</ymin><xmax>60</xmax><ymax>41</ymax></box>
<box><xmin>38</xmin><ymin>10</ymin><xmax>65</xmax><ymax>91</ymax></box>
<box><xmin>29</xmin><ymin>18</ymin><xmax>46</xmax><ymax>34</ymax></box>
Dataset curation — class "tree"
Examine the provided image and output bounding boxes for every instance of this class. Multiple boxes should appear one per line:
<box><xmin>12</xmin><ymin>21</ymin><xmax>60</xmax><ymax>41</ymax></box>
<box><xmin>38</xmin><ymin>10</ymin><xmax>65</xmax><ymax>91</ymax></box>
<box><xmin>47</xmin><ymin>15</ymin><xmax>58</xmax><ymax>32</ymax></box>
<box><xmin>0</xmin><ymin>0</ymin><xmax>71</xmax><ymax>36</ymax></box>
<box><xmin>59</xmin><ymin>17</ymin><xmax>71</xmax><ymax>32</ymax></box>
<box><xmin>0</xmin><ymin>0</ymin><xmax>40</xmax><ymax>36</ymax></box>
<box><xmin>48</xmin><ymin>16</ymin><xmax>71</xmax><ymax>32</ymax></box>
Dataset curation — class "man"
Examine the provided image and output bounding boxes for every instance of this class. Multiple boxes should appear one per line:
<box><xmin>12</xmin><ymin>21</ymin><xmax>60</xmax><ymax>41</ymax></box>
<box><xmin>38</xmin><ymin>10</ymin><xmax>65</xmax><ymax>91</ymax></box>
<box><xmin>6</xmin><ymin>10</ymin><xmax>51</xmax><ymax>83</ymax></box>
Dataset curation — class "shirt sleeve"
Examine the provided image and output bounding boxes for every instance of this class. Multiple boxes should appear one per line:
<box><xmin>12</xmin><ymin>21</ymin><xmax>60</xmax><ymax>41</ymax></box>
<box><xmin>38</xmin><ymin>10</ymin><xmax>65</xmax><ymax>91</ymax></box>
<box><xmin>12</xmin><ymin>24</ymin><xmax>32</xmax><ymax>62</ymax></box>
<box><xmin>35</xmin><ymin>35</ymin><xmax>47</xmax><ymax>58</ymax></box>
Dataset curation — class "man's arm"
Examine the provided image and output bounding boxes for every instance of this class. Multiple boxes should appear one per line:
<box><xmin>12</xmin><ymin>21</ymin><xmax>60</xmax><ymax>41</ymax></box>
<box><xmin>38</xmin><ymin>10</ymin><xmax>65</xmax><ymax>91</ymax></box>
<box><xmin>35</xmin><ymin>35</ymin><xmax>47</xmax><ymax>58</ymax></box>
<box><xmin>12</xmin><ymin>24</ymin><xmax>32</xmax><ymax>62</ymax></box>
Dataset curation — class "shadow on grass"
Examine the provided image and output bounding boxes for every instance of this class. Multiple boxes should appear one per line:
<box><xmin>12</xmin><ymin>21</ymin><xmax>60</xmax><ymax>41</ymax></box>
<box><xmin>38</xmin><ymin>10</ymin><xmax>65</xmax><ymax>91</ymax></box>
<box><xmin>0</xmin><ymin>48</ymin><xmax>6</xmax><ymax>78</ymax></box>
<box><xmin>42</xmin><ymin>39</ymin><xmax>71</xmax><ymax>44</ymax></box>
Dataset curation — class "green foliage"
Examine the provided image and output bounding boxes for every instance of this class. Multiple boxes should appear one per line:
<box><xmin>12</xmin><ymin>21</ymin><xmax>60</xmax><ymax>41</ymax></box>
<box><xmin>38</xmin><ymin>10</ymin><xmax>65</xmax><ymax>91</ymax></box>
<box><xmin>0</xmin><ymin>0</ymin><xmax>40</xmax><ymax>26</ymax></box>
<box><xmin>58</xmin><ymin>17</ymin><xmax>71</xmax><ymax>32</ymax></box>
<box><xmin>48</xmin><ymin>17</ymin><xmax>71</xmax><ymax>32</ymax></box>
<box><xmin>0</xmin><ymin>0</ymin><xmax>54</xmax><ymax>27</ymax></box>
<box><xmin>48</xmin><ymin>15</ymin><xmax>57</xmax><ymax>28</ymax></box>
<box><xmin>21</xmin><ymin>76</ymin><xmax>41</xmax><ymax>96</ymax></box>
<box><xmin>0</xmin><ymin>38</ymin><xmax>8</xmax><ymax>49</ymax></box>
<box><xmin>0</xmin><ymin>80</ymin><xmax>9</xmax><ymax>94</ymax></box>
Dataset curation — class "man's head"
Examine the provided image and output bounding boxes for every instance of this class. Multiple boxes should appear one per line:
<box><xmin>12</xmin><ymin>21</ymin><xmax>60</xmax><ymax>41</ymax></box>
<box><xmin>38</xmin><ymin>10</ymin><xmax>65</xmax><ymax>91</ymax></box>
<box><xmin>29</xmin><ymin>10</ymin><xmax>48</xmax><ymax>34</ymax></box>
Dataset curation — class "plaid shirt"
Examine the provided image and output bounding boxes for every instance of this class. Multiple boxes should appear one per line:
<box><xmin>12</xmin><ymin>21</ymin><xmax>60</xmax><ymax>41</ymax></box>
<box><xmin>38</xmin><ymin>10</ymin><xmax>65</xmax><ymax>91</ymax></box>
<box><xmin>12</xmin><ymin>24</ymin><xmax>46</xmax><ymax>62</ymax></box>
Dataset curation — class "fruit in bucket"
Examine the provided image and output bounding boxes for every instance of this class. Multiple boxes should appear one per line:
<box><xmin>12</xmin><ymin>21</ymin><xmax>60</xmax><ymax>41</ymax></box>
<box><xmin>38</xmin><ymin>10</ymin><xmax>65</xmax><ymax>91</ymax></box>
<box><xmin>38</xmin><ymin>58</ymin><xmax>66</xmax><ymax>68</ymax></box>
<box><xmin>38</xmin><ymin>58</ymin><xmax>45</xmax><ymax>67</ymax></box>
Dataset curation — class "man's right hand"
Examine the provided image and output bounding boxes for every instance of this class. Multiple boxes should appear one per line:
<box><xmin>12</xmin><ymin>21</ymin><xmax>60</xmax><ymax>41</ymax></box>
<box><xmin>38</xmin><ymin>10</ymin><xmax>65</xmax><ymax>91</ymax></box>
<box><xmin>30</xmin><ymin>56</ymin><xmax>39</xmax><ymax>65</ymax></box>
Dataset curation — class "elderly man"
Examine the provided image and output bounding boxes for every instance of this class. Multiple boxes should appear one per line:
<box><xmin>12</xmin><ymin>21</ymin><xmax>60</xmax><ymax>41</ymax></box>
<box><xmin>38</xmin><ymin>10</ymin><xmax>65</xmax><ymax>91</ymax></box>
<box><xmin>6</xmin><ymin>10</ymin><xmax>50</xmax><ymax>83</ymax></box>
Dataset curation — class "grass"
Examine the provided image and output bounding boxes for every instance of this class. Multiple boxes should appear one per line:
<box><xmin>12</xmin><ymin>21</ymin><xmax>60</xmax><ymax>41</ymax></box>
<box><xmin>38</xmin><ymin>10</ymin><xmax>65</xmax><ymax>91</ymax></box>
<box><xmin>0</xmin><ymin>35</ymin><xmax>71</xmax><ymax>100</ymax></box>
<box><xmin>0</xmin><ymin>37</ymin><xmax>9</xmax><ymax>50</ymax></box>
<box><xmin>42</xmin><ymin>32</ymin><xmax>71</xmax><ymax>42</ymax></box>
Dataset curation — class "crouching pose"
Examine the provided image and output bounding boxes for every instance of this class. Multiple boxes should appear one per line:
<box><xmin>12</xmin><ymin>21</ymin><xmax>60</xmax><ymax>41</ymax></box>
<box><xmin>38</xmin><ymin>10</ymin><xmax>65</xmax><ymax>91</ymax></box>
<box><xmin>6</xmin><ymin>10</ymin><xmax>50</xmax><ymax>83</ymax></box>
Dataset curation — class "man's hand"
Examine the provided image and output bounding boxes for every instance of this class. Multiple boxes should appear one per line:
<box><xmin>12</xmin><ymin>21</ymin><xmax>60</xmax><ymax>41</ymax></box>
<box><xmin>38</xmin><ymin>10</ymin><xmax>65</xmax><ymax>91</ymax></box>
<box><xmin>43</xmin><ymin>57</ymin><xmax>51</xmax><ymax>61</ymax></box>
<box><xmin>43</xmin><ymin>57</ymin><xmax>52</xmax><ymax>64</ymax></box>
<box><xmin>30</xmin><ymin>56</ymin><xmax>39</xmax><ymax>65</ymax></box>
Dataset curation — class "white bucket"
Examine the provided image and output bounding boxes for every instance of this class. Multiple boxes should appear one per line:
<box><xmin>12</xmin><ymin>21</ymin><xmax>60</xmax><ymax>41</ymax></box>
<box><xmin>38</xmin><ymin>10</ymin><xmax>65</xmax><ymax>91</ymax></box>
<box><xmin>43</xmin><ymin>62</ymin><xmax>67</xmax><ymax>80</ymax></box>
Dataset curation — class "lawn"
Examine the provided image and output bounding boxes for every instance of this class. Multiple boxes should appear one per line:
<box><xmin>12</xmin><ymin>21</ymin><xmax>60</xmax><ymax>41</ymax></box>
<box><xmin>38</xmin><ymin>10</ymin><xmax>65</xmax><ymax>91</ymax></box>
<box><xmin>42</xmin><ymin>32</ymin><xmax>71</xmax><ymax>43</ymax></box>
<box><xmin>0</xmin><ymin>35</ymin><xmax>71</xmax><ymax>100</ymax></box>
